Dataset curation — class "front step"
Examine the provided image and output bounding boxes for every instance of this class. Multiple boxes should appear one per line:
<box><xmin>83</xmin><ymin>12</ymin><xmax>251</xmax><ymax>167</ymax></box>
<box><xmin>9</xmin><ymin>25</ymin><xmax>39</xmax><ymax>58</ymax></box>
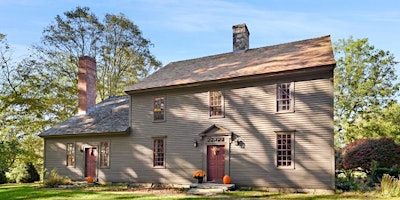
<box><xmin>187</xmin><ymin>183</ymin><xmax>235</xmax><ymax>195</ymax></box>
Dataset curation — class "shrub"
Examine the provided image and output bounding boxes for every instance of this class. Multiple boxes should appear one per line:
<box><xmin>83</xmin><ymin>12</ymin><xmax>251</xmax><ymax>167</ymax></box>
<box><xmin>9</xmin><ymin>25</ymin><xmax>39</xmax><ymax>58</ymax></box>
<box><xmin>0</xmin><ymin>170</ymin><xmax>6</xmax><ymax>184</ymax></box>
<box><xmin>336</xmin><ymin>168</ymin><xmax>369</xmax><ymax>191</ymax></box>
<box><xmin>20</xmin><ymin>163</ymin><xmax>40</xmax><ymax>183</ymax></box>
<box><xmin>340</xmin><ymin>138</ymin><xmax>400</xmax><ymax>170</ymax></box>
<box><xmin>381</xmin><ymin>174</ymin><xmax>400</xmax><ymax>197</ymax></box>
<box><xmin>43</xmin><ymin>169</ymin><xmax>71</xmax><ymax>188</ymax></box>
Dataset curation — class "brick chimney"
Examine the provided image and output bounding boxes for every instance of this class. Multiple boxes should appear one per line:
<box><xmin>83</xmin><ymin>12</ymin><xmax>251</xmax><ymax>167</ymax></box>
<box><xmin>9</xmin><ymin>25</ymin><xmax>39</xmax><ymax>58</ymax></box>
<box><xmin>232</xmin><ymin>23</ymin><xmax>250</xmax><ymax>53</ymax></box>
<box><xmin>78</xmin><ymin>56</ymin><xmax>96</xmax><ymax>115</ymax></box>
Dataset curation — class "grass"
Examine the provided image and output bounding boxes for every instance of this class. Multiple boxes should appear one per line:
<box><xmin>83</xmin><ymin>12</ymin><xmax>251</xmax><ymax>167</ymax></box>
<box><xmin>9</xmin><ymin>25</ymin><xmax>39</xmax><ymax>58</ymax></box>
<box><xmin>1</xmin><ymin>183</ymin><xmax>400</xmax><ymax>200</ymax></box>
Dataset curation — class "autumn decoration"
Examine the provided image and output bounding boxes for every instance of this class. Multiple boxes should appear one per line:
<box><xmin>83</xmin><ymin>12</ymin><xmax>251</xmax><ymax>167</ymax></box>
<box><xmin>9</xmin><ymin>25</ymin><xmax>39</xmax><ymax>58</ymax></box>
<box><xmin>192</xmin><ymin>170</ymin><xmax>206</xmax><ymax>183</ymax></box>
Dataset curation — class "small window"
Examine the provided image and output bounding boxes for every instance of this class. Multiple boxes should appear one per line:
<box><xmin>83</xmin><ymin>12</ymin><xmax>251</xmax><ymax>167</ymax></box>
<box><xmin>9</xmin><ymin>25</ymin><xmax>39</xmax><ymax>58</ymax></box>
<box><xmin>153</xmin><ymin>138</ymin><xmax>165</xmax><ymax>167</ymax></box>
<box><xmin>276</xmin><ymin>83</ymin><xmax>294</xmax><ymax>112</ymax></box>
<box><xmin>276</xmin><ymin>131</ymin><xmax>294</xmax><ymax>168</ymax></box>
<box><xmin>66</xmin><ymin>143</ymin><xmax>75</xmax><ymax>167</ymax></box>
<box><xmin>209</xmin><ymin>90</ymin><xmax>224</xmax><ymax>117</ymax></box>
<box><xmin>153</xmin><ymin>97</ymin><xmax>165</xmax><ymax>121</ymax></box>
<box><xmin>100</xmin><ymin>141</ymin><xmax>110</xmax><ymax>168</ymax></box>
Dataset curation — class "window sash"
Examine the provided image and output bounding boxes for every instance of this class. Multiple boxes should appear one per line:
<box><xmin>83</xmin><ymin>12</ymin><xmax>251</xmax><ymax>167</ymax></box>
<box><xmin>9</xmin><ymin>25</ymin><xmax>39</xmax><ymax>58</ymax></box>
<box><xmin>276</xmin><ymin>132</ymin><xmax>293</xmax><ymax>168</ymax></box>
<box><xmin>100</xmin><ymin>141</ymin><xmax>110</xmax><ymax>168</ymax></box>
<box><xmin>209</xmin><ymin>91</ymin><xmax>223</xmax><ymax>117</ymax></box>
<box><xmin>66</xmin><ymin>143</ymin><xmax>75</xmax><ymax>166</ymax></box>
<box><xmin>277</xmin><ymin>83</ymin><xmax>293</xmax><ymax>112</ymax></box>
<box><xmin>153</xmin><ymin>97</ymin><xmax>165</xmax><ymax>121</ymax></box>
<box><xmin>153</xmin><ymin>139</ymin><xmax>165</xmax><ymax>167</ymax></box>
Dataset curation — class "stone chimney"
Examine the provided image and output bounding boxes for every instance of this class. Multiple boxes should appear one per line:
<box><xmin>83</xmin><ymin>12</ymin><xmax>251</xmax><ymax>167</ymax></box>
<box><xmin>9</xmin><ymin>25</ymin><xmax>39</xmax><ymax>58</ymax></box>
<box><xmin>78</xmin><ymin>56</ymin><xmax>96</xmax><ymax>115</ymax></box>
<box><xmin>232</xmin><ymin>23</ymin><xmax>250</xmax><ymax>53</ymax></box>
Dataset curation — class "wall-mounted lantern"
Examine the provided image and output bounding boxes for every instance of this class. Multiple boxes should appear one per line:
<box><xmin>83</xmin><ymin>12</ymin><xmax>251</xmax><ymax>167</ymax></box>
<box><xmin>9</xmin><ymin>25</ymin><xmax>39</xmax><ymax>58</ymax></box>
<box><xmin>193</xmin><ymin>139</ymin><xmax>198</xmax><ymax>147</ymax></box>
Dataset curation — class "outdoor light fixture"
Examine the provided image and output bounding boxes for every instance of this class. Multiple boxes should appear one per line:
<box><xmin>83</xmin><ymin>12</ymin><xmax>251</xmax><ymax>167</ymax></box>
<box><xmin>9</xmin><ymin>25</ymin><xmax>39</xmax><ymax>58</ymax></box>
<box><xmin>193</xmin><ymin>140</ymin><xmax>198</xmax><ymax>147</ymax></box>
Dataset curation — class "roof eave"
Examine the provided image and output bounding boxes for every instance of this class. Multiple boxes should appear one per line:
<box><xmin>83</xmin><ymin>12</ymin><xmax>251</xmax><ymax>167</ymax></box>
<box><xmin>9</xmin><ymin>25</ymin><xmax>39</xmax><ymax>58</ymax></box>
<box><xmin>39</xmin><ymin>127</ymin><xmax>130</xmax><ymax>138</ymax></box>
<box><xmin>125</xmin><ymin>64</ymin><xmax>335</xmax><ymax>94</ymax></box>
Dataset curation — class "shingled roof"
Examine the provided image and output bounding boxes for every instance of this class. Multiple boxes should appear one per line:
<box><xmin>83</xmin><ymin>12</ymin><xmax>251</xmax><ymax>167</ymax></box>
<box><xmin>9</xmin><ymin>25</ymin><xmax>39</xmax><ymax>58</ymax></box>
<box><xmin>125</xmin><ymin>35</ymin><xmax>335</xmax><ymax>93</ymax></box>
<box><xmin>39</xmin><ymin>95</ymin><xmax>129</xmax><ymax>137</ymax></box>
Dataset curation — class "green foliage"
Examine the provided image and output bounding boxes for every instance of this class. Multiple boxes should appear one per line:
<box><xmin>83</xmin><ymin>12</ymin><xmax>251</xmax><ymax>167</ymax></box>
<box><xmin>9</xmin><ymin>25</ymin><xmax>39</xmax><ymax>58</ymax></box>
<box><xmin>20</xmin><ymin>163</ymin><xmax>40</xmax><ymax>183</ymax></box>
<box><xmin>381</xmin><ymin>174</ymin><xmax>400</xmax><ymax>197</ymax></box>
<box><xmin>334</xmin><ymin>37</ymin><xmax>400</xmax><ymax>147</ymax></box>
<box><xmin>43</xmin><ymin>170</ymin><xmax>71</xmax><ymax>188</ymax></box>
<box><xmin>349</xmin><ymin>103</ymin><xmax>400</xmax><ymax>143</ymax></box>
<box><xmin>36</xmin><ymin>6</ymin><xmax>161</xmax><ymax>101</ymax></box>
<box><xmin>336</xmin><ymin>169</ymin><xmax>369</xmax><ymax>191</ymax></box>
<box><xmin>0</xmin><ymin>170</ymin><xmax>6</xmax><ymax>184</ymax></box>
<box><xmin>339</xmin><ymin>138</ymin><xmax>400</xmax><ymax>170</ymax></box>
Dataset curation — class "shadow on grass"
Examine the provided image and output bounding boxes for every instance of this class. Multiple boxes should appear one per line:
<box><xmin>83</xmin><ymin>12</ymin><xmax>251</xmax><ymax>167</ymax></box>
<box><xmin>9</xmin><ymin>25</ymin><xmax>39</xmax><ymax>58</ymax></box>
<box><xmin>0</xmin><ymin>184</ymin><xmax>154</xmax><ymax>200</ymax></box>
<box><xmin>0</xmin><ymin>184</ymin><xmax>395</xmax><ymax>200</ymax></box>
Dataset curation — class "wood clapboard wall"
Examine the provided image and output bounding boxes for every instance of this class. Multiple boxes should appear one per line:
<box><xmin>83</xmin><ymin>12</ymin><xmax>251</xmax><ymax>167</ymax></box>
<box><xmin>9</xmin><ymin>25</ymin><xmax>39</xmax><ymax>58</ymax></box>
<box><xmin>44</xmin><ymin>67</ymin><xmax>334</xmax><ymax>189</ymax></box>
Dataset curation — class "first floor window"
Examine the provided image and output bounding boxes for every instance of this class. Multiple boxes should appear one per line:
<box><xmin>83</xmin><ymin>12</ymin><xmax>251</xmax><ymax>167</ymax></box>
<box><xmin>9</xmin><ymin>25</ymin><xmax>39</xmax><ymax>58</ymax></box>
<box><xmin>100</xmin><ymin>141</ymin><xmax>110</xmax><ymax>168</ymax></box>
<box><xmin>153</xmin><ymin>138</ymin><xmax>165</xmax><ymax>167</ymax></box>
<box><xmin>276</xmin><ymin>131</ymin><xmax>294</xmax><ymax>168</ymax></box>
<box><xmin>66</xmin><ymin>143</ymin><xmax>75</xmax><ymax>166</ymax></box>
<box><xmin>153</xmin><ymin>97</ymin><xmax>165</xmax><ymax>121</ymax></box>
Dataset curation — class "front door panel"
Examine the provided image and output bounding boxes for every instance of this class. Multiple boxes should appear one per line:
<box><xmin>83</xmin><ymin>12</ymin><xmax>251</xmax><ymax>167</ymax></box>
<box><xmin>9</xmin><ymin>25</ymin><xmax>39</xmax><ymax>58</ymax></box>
<box><xmin>207</xmin><ymin>145</ymin><xmax>225</xmax><ymax>183</ymax></box>
<box><xmin>85</xmin><ymin>148</ymin><xmax>97</xmax><ymax>178</ymax></box>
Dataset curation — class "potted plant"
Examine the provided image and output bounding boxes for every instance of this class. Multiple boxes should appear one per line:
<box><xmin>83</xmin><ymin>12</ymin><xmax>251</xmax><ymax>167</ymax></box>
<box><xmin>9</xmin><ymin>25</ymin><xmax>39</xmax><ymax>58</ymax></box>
<box><xmin>192</xmin><ymin>170</ymin><xmax>206</xmax><ymax>183</ymax></box>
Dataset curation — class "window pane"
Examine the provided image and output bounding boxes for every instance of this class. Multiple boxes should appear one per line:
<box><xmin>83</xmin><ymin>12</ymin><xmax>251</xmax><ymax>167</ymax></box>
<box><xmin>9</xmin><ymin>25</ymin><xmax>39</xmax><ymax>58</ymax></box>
<box><xmin>276</xmin><ymin>132</ymin><xmax>293</xmax><ymax>167</ymax></box>
<box><xmin>100</xmin><ymin>142</ymin><xmax>109</xmax><ymax>167</ymax></box>
<box><xmin>277</xmin><ymin>83</ymin><xmax>293</xmax><ymax>112</ymax></box>
<box><xmin>209</xmin><ymin>91</ymin><xmax>223</xmax><ymax>117</ymax></box>
<box><xmin>154</xmin><ymin>97</ymin><xmax>165</xmax><ymax>121</ymax></box>
<box><xmin>153</xmin><ymin>139</ymin><xmax>165</xmax><ymax>167</ymax></box>
<box><xmin>66</xmin><ymin>143</ymin><xmax>74</xmax><ymax>166</ymax></box>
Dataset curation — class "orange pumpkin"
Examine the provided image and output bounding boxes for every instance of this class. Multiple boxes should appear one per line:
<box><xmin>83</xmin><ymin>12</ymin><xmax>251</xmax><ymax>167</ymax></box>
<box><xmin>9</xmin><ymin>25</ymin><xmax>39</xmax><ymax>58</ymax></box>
<box><xmin>223</xmin><ymin>175</ymin><xmax>231</xmax><ymax>184</ymax></box>
<box><xmin>86</xmin><ymin>176</ymin><xmax>93</xmax><ymax>183</ymax></box>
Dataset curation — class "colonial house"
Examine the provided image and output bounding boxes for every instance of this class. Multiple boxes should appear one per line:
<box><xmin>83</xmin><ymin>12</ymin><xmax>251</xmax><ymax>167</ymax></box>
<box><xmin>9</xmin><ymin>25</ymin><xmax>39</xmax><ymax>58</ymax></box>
<box><xmin>39</xmin><ymin>24</ymin><xmax>336</xmax><ymax>192</ymax></box>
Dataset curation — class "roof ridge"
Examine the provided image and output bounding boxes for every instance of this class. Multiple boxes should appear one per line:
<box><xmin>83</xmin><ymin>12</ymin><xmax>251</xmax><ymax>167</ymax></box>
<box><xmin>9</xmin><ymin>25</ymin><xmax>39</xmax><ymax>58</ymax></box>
<box><xmin>167</xmin><ymin>35</ymin><xmax>332</xmax><ymax>65</ymax></box>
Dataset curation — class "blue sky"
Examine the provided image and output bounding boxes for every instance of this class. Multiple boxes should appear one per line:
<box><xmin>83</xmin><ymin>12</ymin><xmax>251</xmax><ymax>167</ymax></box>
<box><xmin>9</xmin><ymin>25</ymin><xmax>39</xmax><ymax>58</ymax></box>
<box><xmin>1</xmin><ymin>0</ymin><xmax>400</xmax><ymax>75</ymax></box>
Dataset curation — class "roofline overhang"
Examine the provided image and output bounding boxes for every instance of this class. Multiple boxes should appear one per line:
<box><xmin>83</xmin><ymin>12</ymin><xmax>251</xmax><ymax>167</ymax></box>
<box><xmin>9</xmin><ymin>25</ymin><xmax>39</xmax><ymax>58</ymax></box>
<box><xmin>125</xmin><ymin>64</ymin><xmax>335</xmax><ymax>95</ymax></box>
<box><xmin>39</xmin><ymin>128</ymin><xmax>130</xmax><ymax>138</ymax></box>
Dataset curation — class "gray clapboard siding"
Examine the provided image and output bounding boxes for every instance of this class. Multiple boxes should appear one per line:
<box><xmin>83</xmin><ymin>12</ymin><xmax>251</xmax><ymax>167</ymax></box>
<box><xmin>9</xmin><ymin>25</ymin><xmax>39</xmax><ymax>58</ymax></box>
<box><xmin>43</xmin><ymin>67</ymin><xmax>333</xmax><ymax>189</ymax></box>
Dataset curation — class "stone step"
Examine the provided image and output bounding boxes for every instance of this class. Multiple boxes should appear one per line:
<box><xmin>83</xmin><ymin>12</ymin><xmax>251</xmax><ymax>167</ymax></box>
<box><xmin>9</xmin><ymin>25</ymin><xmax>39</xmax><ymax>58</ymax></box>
<box><xmin>188</xmin><ymin>183</ymin><xmax>235</xmax><ymax>195</ymax></box>
<box><xmin>187</xmin><ymin>188</ymin><xmax>226</xmax><ymax>195</ymax></box>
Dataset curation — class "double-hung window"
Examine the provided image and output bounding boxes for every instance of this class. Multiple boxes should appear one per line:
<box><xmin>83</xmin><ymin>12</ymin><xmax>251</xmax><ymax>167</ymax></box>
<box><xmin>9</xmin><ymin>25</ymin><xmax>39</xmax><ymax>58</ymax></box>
<box><xmin>209</xmin><ymin>90</ymin><xmax>224</xmax><ymax>117</ymax></box>
<box><xmin>153</xmin><ymin>137</ymin><xmax>166</xmax><ymax>167</ymax></box>
<box><xmin>276</xmin><ymin>82</ymin><xmax>294</xmax><ymax>112</ymax></box>
<box><xmin>100</xmin><ymin>141</ymin><xmax>110</xmax><ymax>168</ymax></box>
<box><xmin>153</xmin><ymin>97</ymin><xmax>165</xmax><ymax>121</ymax></box>
<box><xmin>276</xmin><ymin>131</ymin><xmax>294</xmax><ymax>168</ymax></box>
<box><xmin>66</xmin><ymin>143</ymin><xmax>75</xmax><ymax>167</ymax></box>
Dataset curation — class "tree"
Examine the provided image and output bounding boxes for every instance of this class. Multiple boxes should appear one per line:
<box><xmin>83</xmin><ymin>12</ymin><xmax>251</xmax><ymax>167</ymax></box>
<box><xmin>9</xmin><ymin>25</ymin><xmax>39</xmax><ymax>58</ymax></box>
<box><xmin>347</xmin><ymin>103</ymin><xmax>400</xmax><ymax>142</ymax></box>
<box><xmin>0</xmin><ymin>35</ymin><xmax>43</xmax><ymax>182</ymax></box>
<box><xmin>334</xmin><ymin>37</ymin><xmax>399</xmax><ymax>147</ymax></box>
<box><xmin>36</xmin><ymin>6</ymin><xmax>161</xmax><ymax>102</ymax></box>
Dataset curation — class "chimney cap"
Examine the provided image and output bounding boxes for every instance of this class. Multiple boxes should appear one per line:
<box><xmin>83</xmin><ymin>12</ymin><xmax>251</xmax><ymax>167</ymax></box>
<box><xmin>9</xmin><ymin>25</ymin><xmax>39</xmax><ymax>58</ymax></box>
<box><xmin>232</xmin><ymin>23</ymin><xmax>250</xmax><ymax>53</ymax></box>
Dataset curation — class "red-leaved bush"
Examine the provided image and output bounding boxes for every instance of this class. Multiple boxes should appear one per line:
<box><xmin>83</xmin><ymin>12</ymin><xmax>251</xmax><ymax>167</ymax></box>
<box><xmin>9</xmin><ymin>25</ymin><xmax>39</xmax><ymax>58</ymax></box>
<box><xmin>339</xmin><ymin>138</ymin><xmax>400</xmax><ymax>170</ymax></box>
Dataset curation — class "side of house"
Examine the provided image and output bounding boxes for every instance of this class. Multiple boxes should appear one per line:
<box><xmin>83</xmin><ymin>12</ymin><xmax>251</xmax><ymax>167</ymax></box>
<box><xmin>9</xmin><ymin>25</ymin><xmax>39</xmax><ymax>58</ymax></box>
<box><xmin>126</xmin><ymin>65</ymin><xmax>334</xmax><ymax>190</ymax></box>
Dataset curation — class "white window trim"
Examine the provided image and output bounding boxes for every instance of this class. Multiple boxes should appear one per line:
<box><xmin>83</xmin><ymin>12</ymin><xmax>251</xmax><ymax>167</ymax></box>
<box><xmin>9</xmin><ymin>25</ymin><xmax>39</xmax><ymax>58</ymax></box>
<box><xmin>276</xmin><ymin>82</ymin><xmax>295</xmax><ymax>113</ymax></box>
<box><xmin>275</xmin><ymin>131</ymin><xmax>295</xmax><ymax>169</ymax></box>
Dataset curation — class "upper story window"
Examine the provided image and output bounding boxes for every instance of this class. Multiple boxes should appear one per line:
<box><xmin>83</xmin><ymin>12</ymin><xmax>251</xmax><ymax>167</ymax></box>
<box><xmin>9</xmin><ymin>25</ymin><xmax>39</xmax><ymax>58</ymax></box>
<box><xmin>209</xmin><ymin>90</ymin><xmax>224</xmax><ymax>118</ymax></box>
<box><xmin>153</xmin><ymin>137</ymin><xmax>166</xmax><ymax>168</ymax></box>
<box><xmin>276</xmin><ymin>131</ymin><xmax>294</xmax><ymax>168</ymax></box>
<box><xmin>276</xmin><ymin>82</ymin><xmax>294</xmax><ymax>112</ymax></box>
<box><xmin>100</xmin><ymin>141</ymin><xmax>110</xmax><ymax>168</ymax></box>
<box><xmin>66</xmin><ymin>143</ymin><xmax>75</xmax><ymax>167</ymax></box>
<box><xmin>153</xmin><ymin>97</ymin><xmax>165</xmax><ymax>121</ymax></box>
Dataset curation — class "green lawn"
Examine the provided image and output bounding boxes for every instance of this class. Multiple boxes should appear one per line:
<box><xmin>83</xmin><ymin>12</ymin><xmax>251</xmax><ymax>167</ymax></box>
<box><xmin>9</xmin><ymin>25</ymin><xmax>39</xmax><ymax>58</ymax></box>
<box><xmin>0</xmin><ymin>183</ymin><xmax>399</xmax><ymax>200</ymax></box>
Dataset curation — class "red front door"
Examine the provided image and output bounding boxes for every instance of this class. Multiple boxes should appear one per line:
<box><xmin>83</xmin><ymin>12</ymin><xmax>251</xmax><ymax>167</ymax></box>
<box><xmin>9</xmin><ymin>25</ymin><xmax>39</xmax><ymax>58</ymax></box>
<box><xmin>85</xmin><ymin>148</ymin><xmax>97</xmax><ymax>178</ymax></box>
<box><xmin>207</xmin><ymin>145</ymin><xmax>225</xmax><ymax>183</ymax></box>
